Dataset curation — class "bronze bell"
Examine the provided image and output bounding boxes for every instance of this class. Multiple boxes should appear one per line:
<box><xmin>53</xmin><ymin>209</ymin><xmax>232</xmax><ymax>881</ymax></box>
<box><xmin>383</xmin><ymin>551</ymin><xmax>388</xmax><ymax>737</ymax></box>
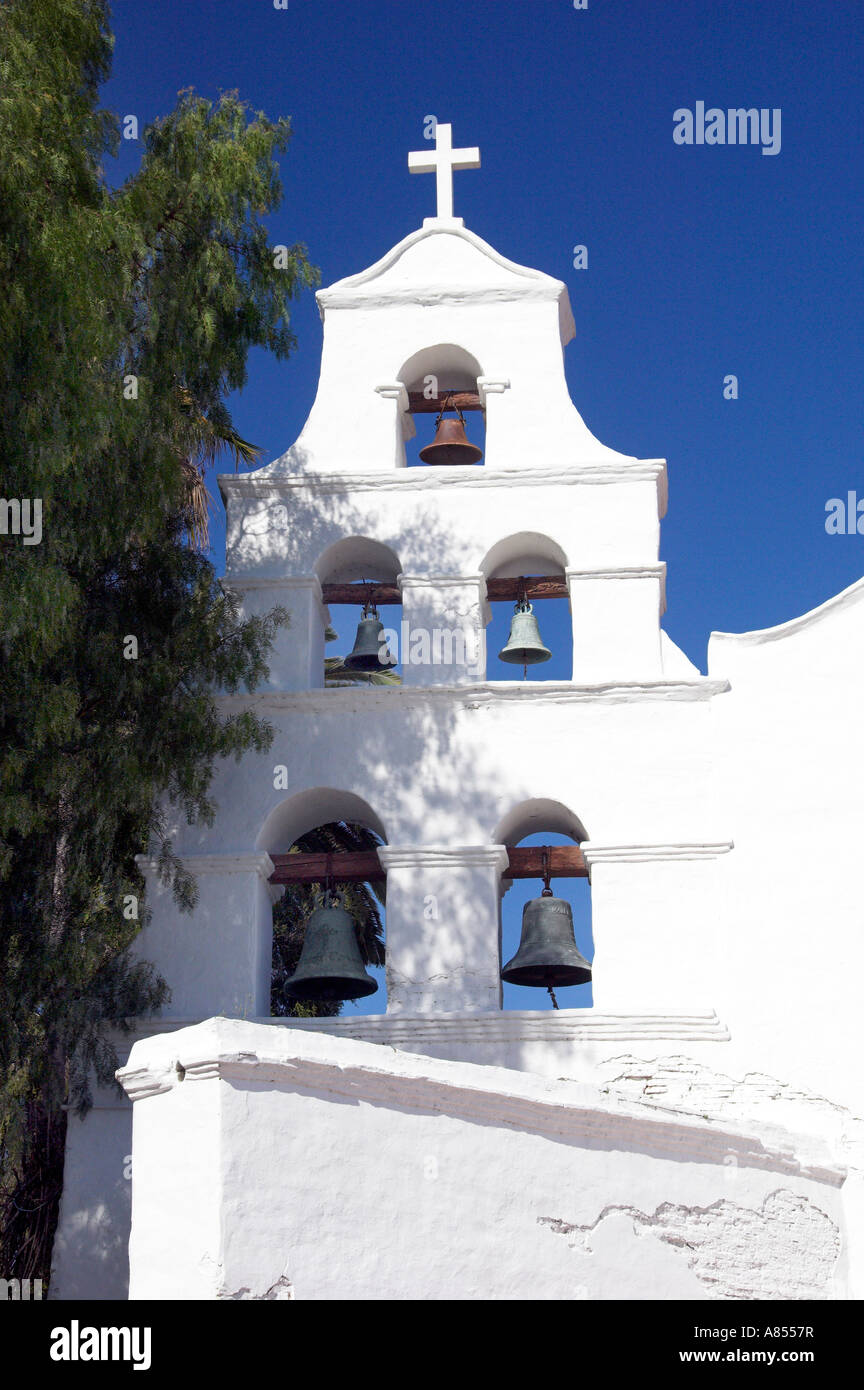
<box><xmin>501</xmin><ymin>889</ymin><xmax>592</xmax><ymax>989</ymax></box>
<box><xmin>344</xmin><ymin>606</ymin><xmax>395</xmax><ymax>672</ymax></box>
<box><xmin>285</xmin><ymin>899</ymin><xmax>378</xmax><ymax>1002</ymax></box>
<box><xmin>498</xmin><ymin>597</ymin><xmax>552</xmax><ymax>667</ymax></box>
<box><xmin>419</xmin><ymin>402</ymin><xmax>483</xmax><ymax>466</ymax></box>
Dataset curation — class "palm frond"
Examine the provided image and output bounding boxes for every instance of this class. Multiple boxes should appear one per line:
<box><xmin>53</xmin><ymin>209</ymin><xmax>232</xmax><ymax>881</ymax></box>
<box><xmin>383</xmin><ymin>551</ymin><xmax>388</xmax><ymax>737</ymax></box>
<box><xmin>324</xmin><ymin>657</ymin><xmax>401</xmax><ymax>687</ymax></box>
<box><xmin>173</xmin><ymin>386</ymin><xmax>263</xmax><ymax>548</ymax></box>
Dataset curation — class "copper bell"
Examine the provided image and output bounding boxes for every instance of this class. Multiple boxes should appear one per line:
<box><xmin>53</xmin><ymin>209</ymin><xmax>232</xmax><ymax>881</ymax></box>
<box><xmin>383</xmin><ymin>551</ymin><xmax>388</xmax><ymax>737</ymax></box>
<box><xmin>419</xmin><ymin>399</ymin><xmax>483</xmax><ymax>466</ymax></box>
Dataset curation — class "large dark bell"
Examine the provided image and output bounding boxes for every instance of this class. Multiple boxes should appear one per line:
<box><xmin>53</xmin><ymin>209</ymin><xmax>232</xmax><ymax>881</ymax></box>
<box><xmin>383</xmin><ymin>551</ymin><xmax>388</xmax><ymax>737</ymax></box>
<box><xmin>285</xmin><ymin>903</ymin><xmax>378</xmax><ymax>1002</ymax></box>
<box><xmin>497</xmin><ymin>601</ymin><xmax>552</xmax><ymax>666</ymax></box>
<box><xmin>419</xmin><ymin>416</ymin><xmax>483</xmax><ymax>466</ymax></box>
<box><xmin>344</xmin><ymin>614</ymin><xmax>395</xmax><ymax>672</ymax></box>
<box><xmin>501</xmin><ymin>894</ymin><xmax>592</xmax><ymax>988</ymax></box>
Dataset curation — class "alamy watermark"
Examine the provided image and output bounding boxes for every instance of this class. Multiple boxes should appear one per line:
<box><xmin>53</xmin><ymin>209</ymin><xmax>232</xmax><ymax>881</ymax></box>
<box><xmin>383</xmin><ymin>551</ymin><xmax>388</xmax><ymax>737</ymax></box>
<box><xmin>674</xmin><ymin>103</ymin><xmax>781</xmax><ymax>156</ymax></box>
<box><xmin>377</xmin><ymin>621</ymin><xmax>484</xmax><ymax>675</ymax></box>
<box><xmin>50</xmin><ymin>1321</ymin><xmax>151</xmax><ymax>1371</ymax></box>
<box><xmin>1</xmin><ymin>1277</ymin><xmax>43</xmax><ymax>1300</ymax></box>
<box><xmin>825</xmin><ymin>491</ymin><xmax>864</xmax><ymax>535</ymax></box>
<box><xmin>0</xmin><ymin>497</ymin><xmax>42</xmax><ymax>544</ymax></box>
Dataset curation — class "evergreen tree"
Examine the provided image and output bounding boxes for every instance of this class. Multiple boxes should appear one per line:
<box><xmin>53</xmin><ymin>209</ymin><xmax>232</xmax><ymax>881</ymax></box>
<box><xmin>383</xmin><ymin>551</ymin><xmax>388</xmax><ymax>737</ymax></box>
<box><xmin>0</xmin><ymin>0</ymin><xmax>318</xmax><ymax>1282</ymax></box>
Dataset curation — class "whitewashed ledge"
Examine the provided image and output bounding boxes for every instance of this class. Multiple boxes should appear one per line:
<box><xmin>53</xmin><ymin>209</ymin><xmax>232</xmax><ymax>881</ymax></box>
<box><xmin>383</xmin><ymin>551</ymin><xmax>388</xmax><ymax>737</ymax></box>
<box><xmin>277</xmin><ymin>1009</ymin><xmax>731</xmax><ymax>1044</ymax></box>
<box><xmin>131</xmin><ymin>1009</ymin><xmax>730</xmax><ymax>1045</ymax></box>
<box><xmin>90</xmin><ymin>1010</ymin><xmax>731</xmax><ymax>1110</ymax></box>
<box><xmin>116</xmin><ymin>1018</ymin><xmax>841</xmax><ymax>1186</ymax></box>
<box><xmin>214</xmin><ymin>679</ymin><xmax>730</xmax><ymax>713</ymax></box>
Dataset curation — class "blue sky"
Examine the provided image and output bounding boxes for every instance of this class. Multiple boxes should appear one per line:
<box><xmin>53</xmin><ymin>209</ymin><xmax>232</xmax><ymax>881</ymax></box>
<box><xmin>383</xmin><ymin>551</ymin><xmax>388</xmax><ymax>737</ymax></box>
<box><xmin>103</xmin><ymin>0</ymin><xmax>862</xmax><ymax>1010</ymax></box>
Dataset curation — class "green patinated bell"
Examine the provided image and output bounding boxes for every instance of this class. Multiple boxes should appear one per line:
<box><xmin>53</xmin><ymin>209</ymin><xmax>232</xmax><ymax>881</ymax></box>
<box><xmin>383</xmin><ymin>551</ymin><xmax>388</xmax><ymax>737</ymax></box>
<box><xmin>344</xmin><ymin>614</ymin><xmax>395</xmax><ymax>672</ymax></box>
<box><xmin>497</xmin><ymin>600</ymin><xmax>552</xmax><ymax>666</ymax></box>
<box><xmin>501</xmin><ymin>892</ymin><xmax>592</xmax><ymax>989</ymax></box>
<box><xmin>285</xmin><ymin>903</ymin><xmax>378</xmax><ymax>1002</ymax></box>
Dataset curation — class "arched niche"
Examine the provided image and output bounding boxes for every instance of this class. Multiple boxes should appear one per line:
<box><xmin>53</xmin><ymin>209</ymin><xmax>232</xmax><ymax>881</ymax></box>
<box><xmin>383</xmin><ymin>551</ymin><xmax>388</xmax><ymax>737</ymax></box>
<box><xmin>481</xmin><ymin>532</ymin><xmax>569</xmax><ymax>581</ymax></box>
<box><xmin>257</xmin><ymin>787</ymin><xmax>389</xmax><ymax>854</ymax></box>
<box><xmin>314</xmin><ymin>539</ymin><xmax>404</xmax><ymax>683</ymax></box>
<box><xmin>315</xmin><ymin>537</ymin><xmax>402</xmax><ymax>587</ymax></box>
<box><xmin>397</xmin><ymin>344</ymin><xmax>486</xmax><ymax>468</ymax></box>
<box><xmin>492</xmin><ymin>797</ymin><xmax>587</xmax><ymax>847</ymax></box>
<box><xmin>399</xmin><ymin>343</ymin><xmax>484</xmax><ymax>394</ymax></box>
<box><xmin>492</xmin><ymin>798</ymin><xmax>593</xmax><ymax>1013</ymax></box>
<box><xmin>259</xmin><ymin>789</ymin><xmax>388</xmax><ymax>1020</ymax></box>
<box><xmin>480</xmin><ymin>534</ymin><xmax>573</xmax><ymax>682</ymax></box>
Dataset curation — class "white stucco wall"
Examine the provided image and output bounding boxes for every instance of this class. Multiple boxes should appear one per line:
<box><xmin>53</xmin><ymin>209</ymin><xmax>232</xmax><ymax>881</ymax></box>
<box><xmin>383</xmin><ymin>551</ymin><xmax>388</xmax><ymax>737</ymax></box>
<box><xmin>119</xmin><ymin>1020</ymin><xmax>848</xmax><ymax>1302</ymax></box>
<box><xmin>707</xmin><ymin>578</ymin><xmax>864</xmax><ymax>1116</ymax></box>
<box><xmin>50</xmin><ymin>1088</ymin><xmax>132</xmax><ymax>1301</ymax></box>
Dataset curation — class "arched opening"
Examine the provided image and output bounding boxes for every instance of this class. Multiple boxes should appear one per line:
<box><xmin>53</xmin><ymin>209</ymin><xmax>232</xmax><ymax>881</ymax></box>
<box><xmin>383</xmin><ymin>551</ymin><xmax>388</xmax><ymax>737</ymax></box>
<box><xmin>316</xmin><ymin>538</ymin><xmax>403</xmax><ymax>686</ymax></box>
<box><xmin>493</xmin><ymin>799</ymin><xmax>593</xmax><ymax>1012</ymax></box>
<box><xmin>398</xmin><ymin>344</ymin><xmax>486</xmax><ymax>468</ymax></box>
<box><xmin>481</xmin><ymin>534</ymin><xmax>573</xmax><ymax>682</ymax></box>
<box><xmin>259</xmin><ymin>789</ymin><xmax>388</xmax><ymax>1018</ymax></box>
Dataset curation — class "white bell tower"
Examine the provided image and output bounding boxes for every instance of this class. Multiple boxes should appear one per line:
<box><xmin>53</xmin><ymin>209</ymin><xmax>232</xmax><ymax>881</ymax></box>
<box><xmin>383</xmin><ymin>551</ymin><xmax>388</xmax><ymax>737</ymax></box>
<box><xmin>53</xmin><ymin>124</ymin><xmax>864</xmax><ymax>1304</ymax></box>
<box><xmin>130</xmin><ymin>122</ymin><xmax>732</xmax><ymax>1033</ymax></box>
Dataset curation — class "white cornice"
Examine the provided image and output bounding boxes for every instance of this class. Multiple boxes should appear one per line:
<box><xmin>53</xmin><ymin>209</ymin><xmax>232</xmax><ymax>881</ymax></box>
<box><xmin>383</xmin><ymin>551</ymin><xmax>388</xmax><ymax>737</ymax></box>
<box><xmin>222</xmin><ymin>574</ymin><xmax>323</xmax><ymax>598</ymax></box>
<box><xmin>135</xmin><ymin>853</ymin><xmax>275</xmax><ymax>881</ymax></box>
<box><xmin>377</xmin><ymin>845</ymin><xmax>509</xmax><ymax>873</ymax></box>
<box><xmin>218</xmin><ymin>460</ymin><xmax>668</xmax><ymax>499</ymax></box>
<box><xmin>582</xmin><ymin>842</ymin><xmax>734</xmax><ymax>867</ymax></box>
<box><xmin>269</xmin><ymin>1009</ymin><xmax>731</xmax><ymax>1043</ymax></box>
<box><xmin>319</xmin><ymin>286</ymin><xmax>565</xmax><ymax>312</ymax></box>
<box><xmin>124</xmin><ymin>1010</ymin><xmax>731</xmax><ymax>1043</ymax></box>
<box><xmin>566</xmin><ymin>564</ymin><xmax>666</xmax><ymax>582</ymax></box>
<box><xmin>398</xmin><ymin>572</ymin><xmax>486</xmax><ymax>590</ymax></box>
<box><xmin>477</xmin><ymin>376</ymin><xmax>510</xmax><ymax>402</ymax></box>
<box><xmin>215</xmin><ymin>678</ymin><xmax>729</xmax><ymax>714</ymax></box>
<box><xmin>115</xmin><ymin>1018</ymin><xmax>842</xmax><ymax>1185</ymax></box>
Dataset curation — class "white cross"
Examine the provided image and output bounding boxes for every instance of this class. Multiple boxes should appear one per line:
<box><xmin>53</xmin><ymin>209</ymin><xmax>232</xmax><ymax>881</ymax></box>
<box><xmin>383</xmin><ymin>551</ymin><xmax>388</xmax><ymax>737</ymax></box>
<box><xmin>408</xmin><ymin>122</ymin><xmax>481</xmax><ymax>223</ymax></box>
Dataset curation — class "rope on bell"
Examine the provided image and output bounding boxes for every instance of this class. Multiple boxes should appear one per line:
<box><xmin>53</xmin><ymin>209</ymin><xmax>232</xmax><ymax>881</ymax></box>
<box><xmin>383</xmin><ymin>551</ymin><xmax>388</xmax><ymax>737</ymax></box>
<box><xmin>540</xmin><ymin>849</ymin><xmax>560</xmax><ymax>1008</ymax></box>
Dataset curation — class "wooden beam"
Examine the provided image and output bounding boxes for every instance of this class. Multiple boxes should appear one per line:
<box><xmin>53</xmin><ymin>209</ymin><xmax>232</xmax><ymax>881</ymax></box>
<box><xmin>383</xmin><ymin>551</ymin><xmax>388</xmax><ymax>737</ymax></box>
<box><xmin>268</xmin><ymin>845</ymin><xmax>587</xmax><ymax>886</ymax></box>
<box><xmin>321</xmin><ymin>583</ymin><xmax>402</xmax><ymax>606</ymax></box>
<box><xmin>321</xmin><ymin>577</ymin><xmax>568</xmax><ymax>606</ymax></box>
<box><xmin>504</xmin><ymin>846</ymin><xmax>587</xmax><ymax>879</ymax></box>
<box><xmin>407</xmin><ymin>390</ymin><xmax>483</xmax><ymax>414</ymax></box>
<box><xmin>269</xmin><ymin>851</ymin><xmax>384</xmax><ymax>885</ymax></box>
<box><xmin>485</xmin><ymin>577</ymin><xmax>569</xmax><ymax>602</ymax></box>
